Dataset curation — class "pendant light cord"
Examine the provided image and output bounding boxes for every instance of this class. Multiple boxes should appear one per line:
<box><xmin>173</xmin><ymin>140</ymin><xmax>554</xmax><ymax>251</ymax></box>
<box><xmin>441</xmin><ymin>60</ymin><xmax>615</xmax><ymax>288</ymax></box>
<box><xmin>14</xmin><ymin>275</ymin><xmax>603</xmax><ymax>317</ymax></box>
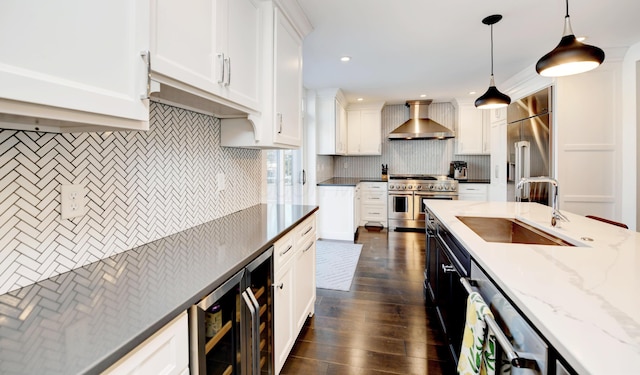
<box><xmin>565</xmin><ymin>0</ymin><xmax>569</xmax><ymax>18</ymax></box>
<box><xmin>490</xmin><ymin>23</ymin><xmax>494</xmax><ymax>76</ymax></box>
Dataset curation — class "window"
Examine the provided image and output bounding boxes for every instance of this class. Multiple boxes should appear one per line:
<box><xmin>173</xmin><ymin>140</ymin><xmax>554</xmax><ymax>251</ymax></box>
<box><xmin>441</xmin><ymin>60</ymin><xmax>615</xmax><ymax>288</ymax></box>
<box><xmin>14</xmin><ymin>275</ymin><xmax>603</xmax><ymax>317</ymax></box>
<box><xmin>266</xmin><ymin>149</ymin><xmax>303</xmax><ymax>204</ymax></box>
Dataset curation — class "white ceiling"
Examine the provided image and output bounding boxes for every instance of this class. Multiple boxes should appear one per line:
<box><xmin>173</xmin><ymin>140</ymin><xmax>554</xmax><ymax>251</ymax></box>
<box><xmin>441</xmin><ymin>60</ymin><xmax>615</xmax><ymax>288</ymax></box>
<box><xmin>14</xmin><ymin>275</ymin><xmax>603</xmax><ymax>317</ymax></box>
<box><xmin>297</xmin><ymin>0</ymin><xmax>640</xmax><ymax>105</ymax></box>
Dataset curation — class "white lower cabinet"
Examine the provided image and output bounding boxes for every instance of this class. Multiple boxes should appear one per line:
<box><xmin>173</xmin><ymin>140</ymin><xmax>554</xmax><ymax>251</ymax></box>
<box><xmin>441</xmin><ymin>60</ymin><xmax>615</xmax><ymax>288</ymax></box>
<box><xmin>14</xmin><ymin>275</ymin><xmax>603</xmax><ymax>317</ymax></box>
<box><xmin>274</xmin><ymin>214</ymin><xmax>317</xmax><ymax>374</ymax></box>
<box><xmin>102</xmin><ymin>312</ymin><xmax>189</xmax><ymax>375</ymax></box>
<box><xmin>317</xmin><ymin>186</ymin><xmax>356</xmax><ymax>240</ymax></box>
<box><xmin>274</xmin><ymin>259</ymin><xmax>295</xmax><ymax>374</ymax></box>
<box><xmin>358</xmin><ymin>182</ymin><xmax>387</xmax><ymax>227</ymax></box>
<box><xmin>294</xmin><ymin>238</ymin><xmax>316</xmax><ymax>332</ymax></box>
<box><xmin>458</xmin><ymin>184</ymin><xmax>489</xmax><ymax>201</ymax></box>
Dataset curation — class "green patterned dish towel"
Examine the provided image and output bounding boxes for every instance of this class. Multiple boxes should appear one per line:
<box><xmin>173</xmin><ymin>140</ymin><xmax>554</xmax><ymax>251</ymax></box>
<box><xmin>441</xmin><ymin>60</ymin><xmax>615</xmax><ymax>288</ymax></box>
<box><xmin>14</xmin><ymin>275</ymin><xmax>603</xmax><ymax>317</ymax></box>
<box><xmin>457</xmin><ymin>291</ymin><xmax>496</xmax><ymax>375</ymax></box>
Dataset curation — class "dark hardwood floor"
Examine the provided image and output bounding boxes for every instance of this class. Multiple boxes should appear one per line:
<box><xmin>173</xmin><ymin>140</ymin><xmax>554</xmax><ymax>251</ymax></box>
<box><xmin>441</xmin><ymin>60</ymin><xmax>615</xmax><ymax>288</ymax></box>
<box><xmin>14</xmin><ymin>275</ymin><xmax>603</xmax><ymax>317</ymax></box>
<box><xmin>280</xmin><ymin>229</ymin><xmax>456</xmax><ymax>375</ymax></box>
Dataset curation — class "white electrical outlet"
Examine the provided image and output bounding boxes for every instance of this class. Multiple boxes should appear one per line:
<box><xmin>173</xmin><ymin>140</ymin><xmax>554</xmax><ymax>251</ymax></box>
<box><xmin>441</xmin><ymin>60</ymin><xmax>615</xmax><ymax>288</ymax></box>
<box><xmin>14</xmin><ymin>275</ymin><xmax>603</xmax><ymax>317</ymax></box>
<box><xmin>216</xmin><ymin>172</ymin><xmax>226</xmax><ymax>191</ymax></box>
<box><xmin>61</xmin><ymin>184</ymin><xmax>85</xmax><ymax>219</ymax></box>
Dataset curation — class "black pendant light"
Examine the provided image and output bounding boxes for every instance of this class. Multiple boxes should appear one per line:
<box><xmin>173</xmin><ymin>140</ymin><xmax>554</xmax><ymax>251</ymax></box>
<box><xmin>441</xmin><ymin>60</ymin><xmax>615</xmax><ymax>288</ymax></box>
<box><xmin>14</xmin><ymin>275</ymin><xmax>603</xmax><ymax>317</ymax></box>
<box><xmin>475</xmin><ymin>14</ymin><xmax>511</xmax><ymax>109</ymax></box>
<box><xmin>536</xmin><ymin>0</ymin><xmax>605</xmax><ymax>77</ymax></box>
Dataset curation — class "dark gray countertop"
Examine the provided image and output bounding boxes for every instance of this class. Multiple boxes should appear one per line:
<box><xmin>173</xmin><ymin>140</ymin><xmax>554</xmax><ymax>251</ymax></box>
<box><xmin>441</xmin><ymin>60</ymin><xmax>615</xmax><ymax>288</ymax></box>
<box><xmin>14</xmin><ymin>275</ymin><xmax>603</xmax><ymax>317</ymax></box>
<box><xmin>317</xmin><ymin>177</ymin><xmax>386</xmax><ymax>186</ymax></box>
<box><xmin>0</xmin><ymin>204</ymin><xmax>318</xmax><ymax>375</ymax></box>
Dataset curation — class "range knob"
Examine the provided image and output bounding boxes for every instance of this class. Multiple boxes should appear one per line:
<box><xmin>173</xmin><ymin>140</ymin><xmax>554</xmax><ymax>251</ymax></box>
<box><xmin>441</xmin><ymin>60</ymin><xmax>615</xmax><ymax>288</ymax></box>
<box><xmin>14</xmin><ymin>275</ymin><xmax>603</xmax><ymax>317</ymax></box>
<box><xmin>429</xmin><ymin>185</ymin><xmax>434</xmax><ymax>190</ymax></box>
<box><xmin>407</xmin><ymin>185</ymin><xmax>413</xmax><ymax>190</ymax></box>
<box><xmin>417</xmin><ymin>185</ymin><xmax>423</xmax><ymax>190</ymax></box>
<box><xmin>438</xmin><ymin>186</ymin><xmax>444</xmax><ymax>190</ymax></box>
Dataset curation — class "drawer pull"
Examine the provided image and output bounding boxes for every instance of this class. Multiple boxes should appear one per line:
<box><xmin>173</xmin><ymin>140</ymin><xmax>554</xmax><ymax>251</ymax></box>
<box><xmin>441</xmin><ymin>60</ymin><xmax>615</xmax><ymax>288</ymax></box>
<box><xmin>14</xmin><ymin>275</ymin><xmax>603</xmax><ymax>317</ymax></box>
<box><xmin>280</xmin><ymin>245</ymin><xmax>293</xmax><ymax>256</ymax></box>
<box><xmin>303</xmin><ymin>241</ymin><xmax>314</xmax><ymax>252</ymax></box>
<box><xmin>441</xmin><ymin>264</ymin><xmax>457</xmax><ymax>273</ymax></box>
<box><xmin>368</xmin><ymin>212</ymin><xmax>380</xmax><ymax>215</ymax></box>
<box><xmin>302</xmin><ymin>226</ymin><xmax>313</xmax><ymax>236</ymax></box>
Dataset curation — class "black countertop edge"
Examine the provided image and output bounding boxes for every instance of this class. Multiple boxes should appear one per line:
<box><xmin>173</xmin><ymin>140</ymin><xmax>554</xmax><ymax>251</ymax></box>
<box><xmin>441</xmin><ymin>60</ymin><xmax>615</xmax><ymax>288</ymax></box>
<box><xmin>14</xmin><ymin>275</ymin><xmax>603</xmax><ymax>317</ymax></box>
<box><xmin>0</xmin><ymin>203</ymin><xmax>318</xmax><ymax>375</ymax></box>
<box><xmin>317</xmin><ymin>177</ymin><xmax>386</xmax><ymax>186</ymax></box>
<box><xmin>457</xmin><ymin>179</ymin><xmax>490</xmax><ymax>184</ymax></box>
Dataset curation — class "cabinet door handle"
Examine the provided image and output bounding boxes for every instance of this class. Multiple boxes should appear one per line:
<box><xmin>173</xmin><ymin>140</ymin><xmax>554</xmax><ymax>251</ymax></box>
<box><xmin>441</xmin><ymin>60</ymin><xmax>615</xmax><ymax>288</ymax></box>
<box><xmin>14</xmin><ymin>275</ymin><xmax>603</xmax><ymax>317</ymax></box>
<box><xmin>277</xmin><ymin>113</ymin><xmax>283</xmax><ymax>134</ymax></box>
<box><xmin>217</xmin><ymin>53</ymin><xmax>225</xmax><ymax>84</ymax></box>
<box><xmin>441</xmin><ymin>264</ymin><xmax>457</xmax><ymax>273</ymax></box>
<box><xmin>140</xmin><ymin>50</ymin><xmax>151</xmax><ymax>100</ymax></box>
<box><xmin>224</xmin><ymin>57</ymin><xmax>231</xmax><ymax>86</ymax></box>
<box><xmin>280</xmin><ymin>245</ymin><xmax>292</xmax><ymax>256</ymax></box>
<box><xmin>273</xmin><ymin>282</ymin><xmax>284</xmax><ymax>289</ymax></box>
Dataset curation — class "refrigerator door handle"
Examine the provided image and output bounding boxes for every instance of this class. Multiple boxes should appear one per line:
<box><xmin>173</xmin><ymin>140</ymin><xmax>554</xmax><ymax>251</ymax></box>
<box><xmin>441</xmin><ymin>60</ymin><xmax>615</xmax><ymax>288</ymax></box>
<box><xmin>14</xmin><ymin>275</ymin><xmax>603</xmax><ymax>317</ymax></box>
<box><xmin>515</xmin><ymin>141</ymin><xmax>531</xmax><ymax>200</ymax></box>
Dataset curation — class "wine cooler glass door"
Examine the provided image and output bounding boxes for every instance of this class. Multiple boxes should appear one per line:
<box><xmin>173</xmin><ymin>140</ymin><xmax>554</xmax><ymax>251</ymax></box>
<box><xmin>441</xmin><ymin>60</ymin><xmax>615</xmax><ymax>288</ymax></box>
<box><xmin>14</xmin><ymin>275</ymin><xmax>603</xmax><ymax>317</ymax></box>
<box><xmin>243</xmin><ymin>247</ymin><xmax>274</xmax><ymax>375</ymax></box>
<box><xmin>190</xmin><ymin>269</ymin><xmax>244</xmax><ymax>375</ymax></box>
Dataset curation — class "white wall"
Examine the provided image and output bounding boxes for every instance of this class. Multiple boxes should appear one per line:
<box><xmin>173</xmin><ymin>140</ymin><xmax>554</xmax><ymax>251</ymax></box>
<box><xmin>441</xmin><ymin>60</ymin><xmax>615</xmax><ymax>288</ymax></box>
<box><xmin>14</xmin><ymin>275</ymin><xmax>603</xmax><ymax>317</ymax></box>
<box><xmin>555</xmin><ymin>59</ymin><xmax>623</xmax><ymax>220</ymax></box>
<box><xmin>622</xmin><ymin>42</ymin><xmax>640</xmax><ymax>230</ymax></box>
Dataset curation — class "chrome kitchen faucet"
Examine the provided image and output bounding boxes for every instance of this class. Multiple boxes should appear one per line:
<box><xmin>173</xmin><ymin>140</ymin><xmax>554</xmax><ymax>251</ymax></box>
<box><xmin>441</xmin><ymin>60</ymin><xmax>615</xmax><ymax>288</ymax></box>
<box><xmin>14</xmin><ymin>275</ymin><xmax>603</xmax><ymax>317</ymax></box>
<box><xmin>517</xmin><ymin>177</ymin><xmax>569</xmax><ymax>227</ymax></box>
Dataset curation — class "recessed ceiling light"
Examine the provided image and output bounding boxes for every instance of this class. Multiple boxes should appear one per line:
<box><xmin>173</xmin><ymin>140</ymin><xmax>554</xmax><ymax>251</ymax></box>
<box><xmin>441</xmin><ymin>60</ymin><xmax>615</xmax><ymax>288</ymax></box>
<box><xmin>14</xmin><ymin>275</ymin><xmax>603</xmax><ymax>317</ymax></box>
<box><xmin>340</xmin><ymin>56</ymin><xmax>351</xmax><ymax>62</ymax></box>
<box><xmin>357</xmin><ymin>97</ymin><xmax>364</xmax><ymax>101</ymax></box>
<box><xmin>419</xmin><ymin>94</ymin><xmax>427</xmax><ymax>98</ymax></box>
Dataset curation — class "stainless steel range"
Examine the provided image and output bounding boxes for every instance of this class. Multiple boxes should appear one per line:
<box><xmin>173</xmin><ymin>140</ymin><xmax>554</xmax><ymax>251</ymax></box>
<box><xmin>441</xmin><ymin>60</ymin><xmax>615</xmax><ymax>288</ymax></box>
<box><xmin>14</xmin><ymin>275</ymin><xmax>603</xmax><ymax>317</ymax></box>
<box><xmin>387</xmin><ymin>174</ymin><xmax>458</xmax><ymax>231</ymax></box>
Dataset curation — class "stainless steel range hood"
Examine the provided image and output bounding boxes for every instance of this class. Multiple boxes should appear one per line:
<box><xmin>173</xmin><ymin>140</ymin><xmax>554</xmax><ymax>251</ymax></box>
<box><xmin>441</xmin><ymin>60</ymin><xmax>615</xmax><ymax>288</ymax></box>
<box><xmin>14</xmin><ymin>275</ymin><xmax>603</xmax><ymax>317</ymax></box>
<box><xmin>388</xmin><ymin>100</ymin><xmax>455</xmax><ymax>140</ymax></box>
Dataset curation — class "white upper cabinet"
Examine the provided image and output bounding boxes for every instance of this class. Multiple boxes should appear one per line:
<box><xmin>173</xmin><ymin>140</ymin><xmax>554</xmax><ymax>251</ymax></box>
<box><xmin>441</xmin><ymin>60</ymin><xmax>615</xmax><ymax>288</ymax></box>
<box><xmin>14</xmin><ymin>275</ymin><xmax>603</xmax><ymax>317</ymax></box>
<box><xmin>346</xmin><ymin>102</ymin><xmax>384</xmax><ymax>155</ymax></box>
<box><xmin>272</xmin><ymin>6</ymin><xmax>303</xmax><ymax>147</ymax></box>
<box><xmin>150</xmin><ymin>0</ymin><xmax>261</xmax><ymax>112</ymax></box>
<box><xmin>0</xmin><ymin>0</ymin><xmax>150</xmax><ymax>132</ymax></box>
<box><xmin>454</xmin><ymin>99</ymin><xmax>490</xmax><ymax>155</ymax></box>
<box><xmin>222</xmin><ymin>0</ymin><xmax>262</xmax><ymax>110</ymax></box>
<box><xmin>220</xmin><ymin>1</ymin><xmax>309</xmax><ymax>149</ymax></box>
<box><xmin>150</xmin><ymin>0</ymin><xmax>218</xmax><ymax>97</ymax></box>
<box><xmin>316</xmin><ymin>89</ymin><xmax>347</xmax><ymax>155</ymax></box>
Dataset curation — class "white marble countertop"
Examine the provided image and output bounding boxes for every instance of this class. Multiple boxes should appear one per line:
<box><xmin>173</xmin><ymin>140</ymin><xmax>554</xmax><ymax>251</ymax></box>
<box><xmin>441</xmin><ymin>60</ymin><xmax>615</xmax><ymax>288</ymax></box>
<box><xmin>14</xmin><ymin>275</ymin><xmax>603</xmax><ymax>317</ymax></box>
<box><xmin>425</xmin><ymin>200</ymin><xmax>640</xmax><ymax>375</ymax></box>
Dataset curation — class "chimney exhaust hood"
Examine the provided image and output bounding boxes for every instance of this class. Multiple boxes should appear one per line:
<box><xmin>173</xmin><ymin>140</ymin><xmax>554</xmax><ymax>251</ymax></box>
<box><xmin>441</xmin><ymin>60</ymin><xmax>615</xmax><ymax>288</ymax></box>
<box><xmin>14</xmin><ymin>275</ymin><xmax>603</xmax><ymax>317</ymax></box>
<box><xmin>388</xmin><ymin>100</ymin><xmax>455</xmax><ymax>140</ymax></box>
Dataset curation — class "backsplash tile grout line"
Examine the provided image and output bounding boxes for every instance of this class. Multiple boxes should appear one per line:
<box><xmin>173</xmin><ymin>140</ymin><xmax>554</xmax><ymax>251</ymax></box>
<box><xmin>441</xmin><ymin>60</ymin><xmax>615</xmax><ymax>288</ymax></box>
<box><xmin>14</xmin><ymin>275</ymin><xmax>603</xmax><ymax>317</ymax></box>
<box><xmin>0</xmin><ymin>102</ymin><xmax>261</xmax><ymax>294</ymax></box>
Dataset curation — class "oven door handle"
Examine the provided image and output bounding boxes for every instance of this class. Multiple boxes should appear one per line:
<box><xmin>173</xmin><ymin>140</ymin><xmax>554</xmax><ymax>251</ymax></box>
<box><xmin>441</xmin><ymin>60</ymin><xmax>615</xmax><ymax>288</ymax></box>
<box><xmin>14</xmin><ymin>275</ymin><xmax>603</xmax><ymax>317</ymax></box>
<box><xmin>460</xmin><ymin>277</ymin><xmax>540</xmax><ymax>370</ymax></box>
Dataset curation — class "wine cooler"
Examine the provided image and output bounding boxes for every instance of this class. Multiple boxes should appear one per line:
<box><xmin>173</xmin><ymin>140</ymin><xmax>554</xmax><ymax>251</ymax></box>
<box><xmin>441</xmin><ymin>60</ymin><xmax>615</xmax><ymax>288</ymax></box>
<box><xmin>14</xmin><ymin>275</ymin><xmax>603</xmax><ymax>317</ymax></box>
<box><xmin>189</xmin><ymin>247</ymin><xmax>273</xmax><ymax>375</ymax></box>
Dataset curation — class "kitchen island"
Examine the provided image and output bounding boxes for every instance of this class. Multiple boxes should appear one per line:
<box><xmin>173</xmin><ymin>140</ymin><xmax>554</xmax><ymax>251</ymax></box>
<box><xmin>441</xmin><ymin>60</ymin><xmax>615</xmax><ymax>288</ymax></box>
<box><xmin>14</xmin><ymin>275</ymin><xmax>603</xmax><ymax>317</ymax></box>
<box><xmin>425</xmin><ymin>200</ymin><xmax>640</xmax><ymax>374</ymax></box>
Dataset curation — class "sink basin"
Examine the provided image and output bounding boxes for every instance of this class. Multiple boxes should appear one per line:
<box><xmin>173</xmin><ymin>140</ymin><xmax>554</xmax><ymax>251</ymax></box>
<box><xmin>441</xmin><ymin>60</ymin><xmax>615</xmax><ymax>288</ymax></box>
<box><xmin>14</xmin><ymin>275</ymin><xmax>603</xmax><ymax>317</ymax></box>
<box><xmin>456</xmin><ymin>216</ymin><xmax>575</xmax><ymax>246</ymax></box>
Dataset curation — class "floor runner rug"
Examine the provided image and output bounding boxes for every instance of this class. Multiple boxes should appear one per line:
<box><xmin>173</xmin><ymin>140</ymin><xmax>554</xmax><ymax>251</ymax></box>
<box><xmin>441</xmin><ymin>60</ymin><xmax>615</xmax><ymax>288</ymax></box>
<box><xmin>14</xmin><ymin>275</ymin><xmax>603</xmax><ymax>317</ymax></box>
<box><xmin>315</xmin><ymin>240</ymin><xmax>363</xmax><ymax>291</ymax></box>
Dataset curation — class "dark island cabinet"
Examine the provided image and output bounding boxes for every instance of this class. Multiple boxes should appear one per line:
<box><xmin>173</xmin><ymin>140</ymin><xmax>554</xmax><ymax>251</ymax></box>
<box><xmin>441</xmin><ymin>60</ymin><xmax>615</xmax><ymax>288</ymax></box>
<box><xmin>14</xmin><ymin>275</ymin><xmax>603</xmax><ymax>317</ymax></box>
<box><xmin>425</xmin><ymin>208</ymin><xmax>470</xmax><ymax>365</ymax></box>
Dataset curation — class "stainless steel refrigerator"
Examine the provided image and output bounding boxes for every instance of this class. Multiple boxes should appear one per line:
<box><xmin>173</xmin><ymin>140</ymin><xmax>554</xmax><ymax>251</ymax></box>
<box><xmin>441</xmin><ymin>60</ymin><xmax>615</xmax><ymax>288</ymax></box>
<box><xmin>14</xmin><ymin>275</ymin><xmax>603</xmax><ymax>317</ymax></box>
<box><xmin>506</xmin><ymin>87</ymin><xmax>552</xmax><ymax>205</ymax></box>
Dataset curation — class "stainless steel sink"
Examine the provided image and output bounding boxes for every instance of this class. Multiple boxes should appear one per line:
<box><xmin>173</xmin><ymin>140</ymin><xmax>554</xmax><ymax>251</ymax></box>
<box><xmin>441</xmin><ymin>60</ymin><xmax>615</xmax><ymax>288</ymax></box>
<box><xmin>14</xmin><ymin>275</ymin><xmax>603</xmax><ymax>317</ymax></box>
<box><xmin>456</xmin><ymin>216</ymin><xmax>575</xmax><ymax>246</ymax></box>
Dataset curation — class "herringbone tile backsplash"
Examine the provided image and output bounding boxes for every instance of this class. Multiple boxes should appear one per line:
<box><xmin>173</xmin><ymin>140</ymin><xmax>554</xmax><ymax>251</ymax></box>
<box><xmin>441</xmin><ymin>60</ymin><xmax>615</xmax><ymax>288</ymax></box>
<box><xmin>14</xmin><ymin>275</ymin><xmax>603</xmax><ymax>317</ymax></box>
<box><xmin>0</xmin><ymin>102</ymin><xmax>261</xmax><ymax>294</ymax></box>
